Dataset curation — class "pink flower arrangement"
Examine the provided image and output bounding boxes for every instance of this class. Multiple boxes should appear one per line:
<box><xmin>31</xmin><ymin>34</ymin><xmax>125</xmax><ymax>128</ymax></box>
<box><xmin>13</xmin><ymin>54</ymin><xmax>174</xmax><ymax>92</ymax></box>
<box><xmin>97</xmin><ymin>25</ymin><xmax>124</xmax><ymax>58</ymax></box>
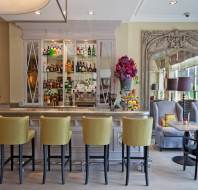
<box><xmin>115</xmin><ymin>56</ymin><xmax>137</xmax><ymax>80</ymax></box>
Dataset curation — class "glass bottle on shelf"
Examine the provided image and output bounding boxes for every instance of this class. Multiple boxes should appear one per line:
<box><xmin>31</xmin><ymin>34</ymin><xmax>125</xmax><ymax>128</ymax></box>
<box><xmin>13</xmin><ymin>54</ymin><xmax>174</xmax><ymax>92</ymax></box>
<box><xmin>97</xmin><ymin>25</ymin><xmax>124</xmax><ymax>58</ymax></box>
<box><xmin>93</xmin><ymin>63</ymin><xmax>96</xmax><ymax>72</ymax></box>
<box><xmin>88</xmin><ymin>45</ymin><xmax>91</xmax><ymax>56</ymax></box>
<box><xmin>92</xmin><ymin>45</ymin><xmax>96</xmax><ymax>56</ymax></box>
<box><xmin>88</xmin><ymin>64</ymin><xmax>93</xmax><ymax>72</ymax></box>
<box><xmin>76</xmin><ymin>61</ymin><xmax>79</xmax><ymax>72</ymax></box>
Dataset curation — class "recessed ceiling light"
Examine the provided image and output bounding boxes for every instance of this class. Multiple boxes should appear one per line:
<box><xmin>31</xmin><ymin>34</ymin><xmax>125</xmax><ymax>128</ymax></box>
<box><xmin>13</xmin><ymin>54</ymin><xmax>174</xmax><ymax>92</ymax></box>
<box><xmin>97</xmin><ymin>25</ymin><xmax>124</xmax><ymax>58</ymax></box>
<box><xmin>169</xmin><ymin>0</ymin><xmax>177</xmax><ymax>5</ymax></box>
<box><xmin>63</xmin><ymin>10</ymin><xmax>66</xmax><ymax>15</ymax></box>
<box><xmin>88</xmin><ymin>10</ymin><xmax>94</xmax><ymax>15</ymax></box>
<box><xmin>35</xmin><ymin>10</ymin><xmax>41</xmax><ymax>15</ymax></box>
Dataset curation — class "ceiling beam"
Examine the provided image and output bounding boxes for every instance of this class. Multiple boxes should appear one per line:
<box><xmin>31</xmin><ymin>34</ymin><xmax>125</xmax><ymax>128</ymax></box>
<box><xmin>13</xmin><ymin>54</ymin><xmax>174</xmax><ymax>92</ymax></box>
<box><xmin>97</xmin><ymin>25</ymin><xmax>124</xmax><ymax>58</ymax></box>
<box><xmin>56</xmin><ymin>0</ymin><xmax>67</xmax><ymax>22</ymax></box>
<box><xmin>130</xmin><ymin>0</ymin><xmax>144</xmax><ymax>20</ymax></box>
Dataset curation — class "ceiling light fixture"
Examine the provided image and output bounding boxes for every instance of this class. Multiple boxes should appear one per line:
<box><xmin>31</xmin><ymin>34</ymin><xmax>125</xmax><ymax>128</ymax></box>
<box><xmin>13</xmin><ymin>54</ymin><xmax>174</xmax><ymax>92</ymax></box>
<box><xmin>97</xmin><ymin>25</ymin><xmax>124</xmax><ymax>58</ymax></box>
<box><xmin>63</xmin><ymin>10</ymin><xmax>66</xmax><ymax>15</ymax></box>
<box><xmin>35</xmin><ymin>11</ymin><xmax>41</xmax><ymax>15</ymax></box>
<box><xmin>169</xmin><ymin>0</ymin><xmax>177</xmax><ymax>5</ymax></box>
<box><xmin>88</xmin><ymin>10</ymin><xmax>94</xmax><ymax>16</ymax></box>
<box><xmin>0</xmin><ymin>0</ymin><xmax>49</xmax><ymax>14</ymax></box>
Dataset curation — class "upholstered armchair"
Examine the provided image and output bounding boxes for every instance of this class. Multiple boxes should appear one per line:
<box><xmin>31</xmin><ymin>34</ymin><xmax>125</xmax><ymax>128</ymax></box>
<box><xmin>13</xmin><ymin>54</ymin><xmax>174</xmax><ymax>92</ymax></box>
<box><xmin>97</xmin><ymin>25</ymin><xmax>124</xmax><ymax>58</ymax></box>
<box><xmin>191</xmin><ymin>101</ymin><xmax>198</xmax><ymax>123</ymax></box>
<box><xmin>153</xmin><ymin>101</ymin><xmax>184</xmax><ymax>151</ymax></box>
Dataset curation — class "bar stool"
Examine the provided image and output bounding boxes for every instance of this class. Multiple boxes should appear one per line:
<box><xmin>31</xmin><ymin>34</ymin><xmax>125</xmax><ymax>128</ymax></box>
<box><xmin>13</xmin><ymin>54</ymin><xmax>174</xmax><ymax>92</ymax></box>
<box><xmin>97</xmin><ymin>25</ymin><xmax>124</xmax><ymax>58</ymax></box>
<box><xmin>0</xmin><ymin>116</ymin><xmax>35</xmax><ymax>184</ymax></box>
<box><xmin>122</xmin><ymin>117</ymin><xmax>153</xmax><ymax>186</ymax></box>
<box><xmin>40</xmin><ymin>116</ymin><xmax>72</xmax><ymax>184</ymax></box>
<box><xmin>82</xmin><ymin>116</ymin><xmax>112</xmax><ymax>185</ymax></box>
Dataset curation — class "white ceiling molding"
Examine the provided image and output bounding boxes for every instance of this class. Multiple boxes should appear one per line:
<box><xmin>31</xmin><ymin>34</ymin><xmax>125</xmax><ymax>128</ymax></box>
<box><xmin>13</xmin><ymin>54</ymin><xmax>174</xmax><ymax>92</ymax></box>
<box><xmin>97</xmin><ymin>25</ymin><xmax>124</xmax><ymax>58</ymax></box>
<box><xmin>17</xmin><ymin>20</ymin><xmax>121</xmax><ymax>40</ymax></box>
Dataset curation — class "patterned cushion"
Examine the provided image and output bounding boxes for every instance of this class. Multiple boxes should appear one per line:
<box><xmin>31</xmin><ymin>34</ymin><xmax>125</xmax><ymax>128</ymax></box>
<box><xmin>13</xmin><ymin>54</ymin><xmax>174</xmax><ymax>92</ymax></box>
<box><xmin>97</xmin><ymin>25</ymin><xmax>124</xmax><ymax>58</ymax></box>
<box><xmin>160</xmin><ymin>114</ymin><xmax>177</xmax><ymax>127</ymax></box>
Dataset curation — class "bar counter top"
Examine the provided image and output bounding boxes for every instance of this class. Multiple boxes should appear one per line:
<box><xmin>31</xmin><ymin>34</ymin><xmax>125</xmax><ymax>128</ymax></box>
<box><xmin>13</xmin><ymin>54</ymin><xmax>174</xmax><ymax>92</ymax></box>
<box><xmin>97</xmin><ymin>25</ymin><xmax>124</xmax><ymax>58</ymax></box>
<box><xmin>0</xmin><ymin>107</ymin><xmax>149</xmax><ymax>118</ymax></box>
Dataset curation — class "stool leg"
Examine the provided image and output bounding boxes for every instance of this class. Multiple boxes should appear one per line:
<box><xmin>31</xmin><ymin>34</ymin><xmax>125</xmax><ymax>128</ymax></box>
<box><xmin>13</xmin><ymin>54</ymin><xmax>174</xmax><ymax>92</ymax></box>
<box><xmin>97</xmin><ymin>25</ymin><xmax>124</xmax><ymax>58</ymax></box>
<box><xmin>125</xmin><ymin>145</ymin><xmax>130</xmax><ymax>186</ymax></box>
<box><xmin>32</xmin><ymin>138</ymin><xmax>35</xmax><ymax>171</ymax></box>
<box><xmin>122</xmin><ymin>142</ymin><xmax>124</xmax><ymax>172</ymax></box>
<box><xmin>194</xmin><ymin>154</ymin><xmax>198</xmax><ymax>180</ymax></box>
<box><xmin>0</xmin><ymin>145</ymin><xmax>4</xmax><ymax>184</ymax></box>
<box><xmin>42</xmin><ymin>145</ymin><xmax>47</xmax><ymax>184</ymax></box>
<box><xmin>183</xmin><ymin>152</ymin><xmax>187</xmax><ymax>171</ymax></box>
<box><xmin>107</xmin><ymin>144</ymin><xmax>109</xmax><ymax>172</ymax></box>
<box><xmin>85</xmin><ymin>145</ymin><xmax>89</xmax><ymax>185</ymax></box>
<box><xmin>69</xmin><ymin>140</ymin><xmax>72</xmax><ymax>172</ymax></box>
<box><xmin>48</xmin><ymin>145</ymin><xmax>50</xmax><ymax>171</ymax></box>
<box><xmin>10</xmin><ymin>145</ymin><xmax>14</xmax><ymax>171</ymax></box>
<box><xmin>104</xmin><ymin>145</ymin><xmax>108</xmax><ymax>185</ymax></box>
<box><xmin>61</xmin><ymin>145</ymin><xmax>65</xmax><ymax>185</ymax></box>
<box><xmin>144</xmin><ymin>146</ymin><xmax>149</xmax><ymax>186</ymax></box>
<box><xmin>19</xmin><ymin>144</ymin><xmax>23</xmax><ymax>184</ymax></box>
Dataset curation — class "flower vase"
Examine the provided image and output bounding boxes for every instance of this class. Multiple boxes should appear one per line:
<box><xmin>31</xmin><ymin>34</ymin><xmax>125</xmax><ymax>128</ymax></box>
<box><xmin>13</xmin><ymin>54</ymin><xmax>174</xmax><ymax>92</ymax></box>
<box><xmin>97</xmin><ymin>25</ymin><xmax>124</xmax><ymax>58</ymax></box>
<box><xmin>120</xmin><ymin>77</ymin><xmax>132</xmax><ymax>91</ymax></box>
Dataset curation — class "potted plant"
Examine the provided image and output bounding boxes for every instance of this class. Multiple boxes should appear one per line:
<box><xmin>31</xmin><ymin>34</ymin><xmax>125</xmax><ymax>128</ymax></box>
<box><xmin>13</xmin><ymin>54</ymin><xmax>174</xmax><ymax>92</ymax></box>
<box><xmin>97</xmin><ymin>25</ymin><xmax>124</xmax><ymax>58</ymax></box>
<box><xmin>115</xmin><ymin>55</ymin><xmax>137</xmax><ymax>91</ymax></box>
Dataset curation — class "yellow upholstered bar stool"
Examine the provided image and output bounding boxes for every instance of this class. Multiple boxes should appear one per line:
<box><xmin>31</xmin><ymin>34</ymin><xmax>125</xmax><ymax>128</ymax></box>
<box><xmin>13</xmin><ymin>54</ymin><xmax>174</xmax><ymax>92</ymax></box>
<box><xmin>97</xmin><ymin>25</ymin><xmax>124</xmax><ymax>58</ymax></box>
<box><xmin>122</xmin><ymin>117</ymin><xmax>153</xmax><ymax>186</ymax></box>
<box><xmin>0</xmin><ymin>116</ymin><xmax>35</xmax><ymax>184</ymax></box>
<box><xmin>40</xmin><ymin>116</ymin><xmax>72</xmax><ymax>184</ymax></box>
<box><xmin>82</xmin><ymin>116</ymin><xmax>112</xmax><ymax>185</ymax></box>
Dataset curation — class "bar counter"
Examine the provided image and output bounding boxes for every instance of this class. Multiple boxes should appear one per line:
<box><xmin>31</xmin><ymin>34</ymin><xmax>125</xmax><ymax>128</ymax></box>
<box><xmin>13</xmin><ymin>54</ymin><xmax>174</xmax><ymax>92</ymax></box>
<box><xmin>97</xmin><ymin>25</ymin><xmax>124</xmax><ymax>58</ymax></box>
<box><xmin>0</xmin><ymin>107</ymin><xmax>149</xmax><ymax>162</ymax></box>
<box><xmin>0</xmin><ymin>107</ymin><xmax>149</xmax><ymax>118</ymax></box>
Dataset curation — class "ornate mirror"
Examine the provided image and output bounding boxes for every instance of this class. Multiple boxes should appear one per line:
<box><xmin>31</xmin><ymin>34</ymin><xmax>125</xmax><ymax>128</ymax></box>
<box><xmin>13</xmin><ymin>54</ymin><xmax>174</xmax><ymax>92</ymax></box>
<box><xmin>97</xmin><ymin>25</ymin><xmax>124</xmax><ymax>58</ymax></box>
<box><xmin>141</xmin><ymin>30</ymin><xmax>198</xmax><ymax>110</ymax></box>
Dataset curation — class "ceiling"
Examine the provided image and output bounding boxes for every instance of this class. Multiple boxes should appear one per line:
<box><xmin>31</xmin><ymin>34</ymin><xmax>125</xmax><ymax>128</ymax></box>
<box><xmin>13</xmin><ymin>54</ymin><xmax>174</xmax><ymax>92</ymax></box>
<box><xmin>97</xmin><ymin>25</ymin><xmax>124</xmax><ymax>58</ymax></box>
<box><xmin>0</xmin><ymin>0</ymin><xmax>198</xmax><ymax>22</ymax></box>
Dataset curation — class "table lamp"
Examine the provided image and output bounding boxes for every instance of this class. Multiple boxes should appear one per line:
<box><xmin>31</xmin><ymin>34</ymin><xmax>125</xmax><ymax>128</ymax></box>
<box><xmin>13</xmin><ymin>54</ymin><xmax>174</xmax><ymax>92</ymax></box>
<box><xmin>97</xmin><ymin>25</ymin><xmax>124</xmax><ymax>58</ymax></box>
<box><xmin>167</xmin><ymin>78</ymin><xmax>178</xmax><ymax>101</ymax></box>
<box><xmin>177</xmin><ymin>77</ymin><xmax>192</xmax><ymax>120</ymax></box>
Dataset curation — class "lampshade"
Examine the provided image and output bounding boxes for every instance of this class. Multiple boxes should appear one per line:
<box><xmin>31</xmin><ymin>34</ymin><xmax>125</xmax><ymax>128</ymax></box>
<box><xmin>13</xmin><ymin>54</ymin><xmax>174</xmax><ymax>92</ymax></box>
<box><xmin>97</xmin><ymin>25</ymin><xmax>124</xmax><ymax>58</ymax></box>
<box><xmin>177</xmin><ymin>77</ymin><xmax>192</xmax><ymax>91</ymax></box>
<box><xmin>151</xmin><ymin>83</ymin><xmax>159</xmax><ymax>90</ymax></box>
<box><xmin>0</xmin><ymin>0</ymin><xmax>49</xmax><ymax>14</ymax></box>
<box><xmin>167</xmin><ymin>78</ymin><xmax>178</xmax><ymax>91</ymax></box>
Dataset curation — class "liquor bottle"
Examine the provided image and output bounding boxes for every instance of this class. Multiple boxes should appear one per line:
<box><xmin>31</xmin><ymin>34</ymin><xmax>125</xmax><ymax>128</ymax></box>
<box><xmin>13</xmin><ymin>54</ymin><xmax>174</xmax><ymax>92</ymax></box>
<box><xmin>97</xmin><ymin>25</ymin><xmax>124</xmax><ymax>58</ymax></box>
<box><xmin>81</xmin><ymin>62</ymin><xmax>86</xmax><ymax>72</ymax></box>
<box><xmin>43</xmin><ymin>80</ymin><xmax>47</xmax><ymax>88</ymax></box>
<box><xmin>72</xmin><ymin>61</ymin><xmax>74</xmax><ymax>72</ymax></box>
<box><xmin>93</xmin><ymin>63</ymin><xmax>96</xmax><ymax>72</ymax></box>
<box><xmin>76</xmin><ymin>61</ymin><xmax>79</xmax><ymax>72</ymax></box>
<box><xmin>79</xmin><ymin>61</ymin><xmax>82</xmax><ymax>72</ymax></box>
<box><xmin>49</xmin><ymin>47</ymin><xmax>54</xmax><ymax>56</ymax></box>
<box><xmin>43</xmin><ymin>49</ymin><xmax>47</xmax><ymax>55</ymax></box>
<box><xmin>76</xmin><ymin>46</ymin><xmax>80</xmax><ymax>55</ymax></box>
<box><xmin>88</xmin><ymin>45</ymin><xmax>91</xmax><ymax>56</ymax></box>
<box><xmin>88</xmin><ymin>64</ymin><xmax>92</xmax><ymax>72</ymax></box>
<box><xmin>47</xmin><ymin>46</ymin><xmax>50</xmax><ymax>55</ymax></box>
<box><xmin>85</xmin><ymin>63</ymin><xmax>88</xmax><ymax>72</ymax></box>
<box><xmin>92</xmin><ymin>45</ymin><xmax>96</xmax><ymax>56</ymax></box>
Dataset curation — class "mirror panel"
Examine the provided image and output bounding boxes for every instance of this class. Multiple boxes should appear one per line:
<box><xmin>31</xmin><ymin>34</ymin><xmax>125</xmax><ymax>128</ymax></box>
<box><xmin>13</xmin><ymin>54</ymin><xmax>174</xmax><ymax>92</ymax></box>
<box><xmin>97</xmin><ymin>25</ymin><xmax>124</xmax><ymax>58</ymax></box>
<box><xmin>141</xmin><ymin>30</ymin><xmax>198</xmax><ymax>109</ymax></box>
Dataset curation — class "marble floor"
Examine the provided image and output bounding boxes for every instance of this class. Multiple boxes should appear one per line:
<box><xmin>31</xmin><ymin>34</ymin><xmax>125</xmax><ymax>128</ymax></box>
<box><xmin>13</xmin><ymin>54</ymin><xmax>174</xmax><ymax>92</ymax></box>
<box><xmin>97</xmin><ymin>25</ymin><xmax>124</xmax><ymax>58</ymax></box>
<box><xmin>0</xmin><ymin>147</ymin><xmax>198</xmax><ymax>190</ymax></box>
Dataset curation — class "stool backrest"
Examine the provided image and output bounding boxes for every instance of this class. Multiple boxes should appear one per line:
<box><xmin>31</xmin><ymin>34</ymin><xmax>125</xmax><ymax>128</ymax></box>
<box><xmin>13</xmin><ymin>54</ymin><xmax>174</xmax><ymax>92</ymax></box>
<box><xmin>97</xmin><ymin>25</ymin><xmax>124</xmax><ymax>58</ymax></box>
<box><xmin>0</xmin><ymin>116</ymin><xmax>29</xmax><ymax>145</ymax></box>
<box><xmin>40</xmin><ymin>116</ymin><xmax>71</xmax><ymax>145</ymax></box>
<box><xmin>82</xmin><ymin>116</ymin><xmax>112</xmax><ymax>145</ymax></box>
<box><xmin>122</xmin><ymin>117</ymin><xmax>153</xmax><ymax>146</ymax></box>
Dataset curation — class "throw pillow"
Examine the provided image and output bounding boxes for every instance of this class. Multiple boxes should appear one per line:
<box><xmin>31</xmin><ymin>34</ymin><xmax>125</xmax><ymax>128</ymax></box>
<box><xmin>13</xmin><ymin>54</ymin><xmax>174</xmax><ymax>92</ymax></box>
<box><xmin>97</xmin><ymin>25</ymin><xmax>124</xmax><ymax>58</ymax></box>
<box><xmin>160</xmin><ymin>117</ymin><xmax>166</xmax><ymax>127</ymax></box>
<box><xmin>165</xmin><ymin>114</ymin><xmax>177</xmax><ymax>127</ymax></box>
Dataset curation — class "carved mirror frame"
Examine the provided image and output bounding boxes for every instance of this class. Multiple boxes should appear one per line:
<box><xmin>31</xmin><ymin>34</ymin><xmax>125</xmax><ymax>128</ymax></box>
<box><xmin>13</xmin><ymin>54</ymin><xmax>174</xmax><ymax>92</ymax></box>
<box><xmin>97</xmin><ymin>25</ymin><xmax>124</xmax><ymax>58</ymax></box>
<box><xmin>141</xmin><ymin>29</ymin><xmax>198</xmax><ymax>110</ymax></box>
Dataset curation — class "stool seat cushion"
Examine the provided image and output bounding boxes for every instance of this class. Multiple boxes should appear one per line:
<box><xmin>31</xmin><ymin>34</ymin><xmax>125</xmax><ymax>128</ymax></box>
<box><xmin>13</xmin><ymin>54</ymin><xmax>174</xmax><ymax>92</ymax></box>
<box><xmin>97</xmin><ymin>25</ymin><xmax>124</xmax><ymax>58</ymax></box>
<box><xmin>27</xmin><ymin>129</ymin><xmax>36</xmax><ymax>142</ymax></box>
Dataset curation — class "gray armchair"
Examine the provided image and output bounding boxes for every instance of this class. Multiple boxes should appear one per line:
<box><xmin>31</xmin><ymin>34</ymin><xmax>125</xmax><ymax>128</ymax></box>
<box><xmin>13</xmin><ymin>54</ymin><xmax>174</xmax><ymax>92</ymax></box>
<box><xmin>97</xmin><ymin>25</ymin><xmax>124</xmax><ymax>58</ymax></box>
<box><xmin>153</xmin><ymin>101</ymin><xmax>184</xmax><ymax>151</ymax></box>
<box><xmin>191</xmin><ymin>101</ymin><xmax>198</xmax><ymax>123</ymax></box>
